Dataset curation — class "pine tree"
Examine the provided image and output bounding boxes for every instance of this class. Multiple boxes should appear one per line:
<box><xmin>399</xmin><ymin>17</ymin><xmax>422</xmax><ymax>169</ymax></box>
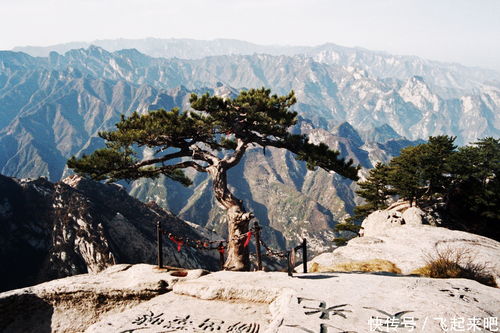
<box><xmin>387</xmin><ymin>145</ymin><xmax>425</xmax><ymax>206</ymax></box>
<box><xmin>448</xmin><ymin>137</ymin><xmax>500</xmax><ymax>238</ymax></box>
<box><xmin>348</xmin><ymin>135</ymin><xmax>498</xmax><ymax>241</ymax></box>
<box><xmin>336</xmin><ymin>163</ymin><xmax>393</xmax><ymax>245</ymax></box>
<box><xmin>420</xmin><ymin>135</ymin><xmax>456</xmax><ymax>195</ymax></box>
<box><xmin>68</xmin><ymin>88</ymin><xmax>359</xmax><ymax>270</ymax></box>
<box><xmin>388</xmin><ymin>135</ymin><xmax>456</xmax><ymax>206</ymax></box>
<box><xmin>355</xmin><ymin>162</ymin><xmax>394</xmax><ymax>215</ymax></box>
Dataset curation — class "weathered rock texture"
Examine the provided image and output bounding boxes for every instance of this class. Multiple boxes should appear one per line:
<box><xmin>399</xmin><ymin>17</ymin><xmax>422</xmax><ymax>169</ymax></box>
<box><xmin>0</xmin><ymin>174</ymin><xmax>217</xmax><ymax>292</ymax></box>
<box><xmin>310</xmin><ymin>224</ymin><xmax>500</xmax><ymax>286</ymax></box>
<box><xmin>0</xmin><ymin>264</ymin><xmax>207</xmax><ymax>333</ymax></box>
<box><xmin>2</xmin><ymin>264</ymin><xmax>499</xmax><ymax>333</ymax></box>
<box><xmin>169</xmin><ymin>271</ymin><xmax>500</xmax><ymax>333</ymax></box>
<box><xmin>358</xmin><ymin>201</ymin><xmax>437</xmax><ymax>237</ymax></box>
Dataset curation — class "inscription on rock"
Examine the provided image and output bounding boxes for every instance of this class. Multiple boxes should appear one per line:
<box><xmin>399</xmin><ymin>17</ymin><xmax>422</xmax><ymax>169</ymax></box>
<box><xmin>119</xmin><ymin>312</ymin><xmax>260</xmax><ymax>333</ymax></box>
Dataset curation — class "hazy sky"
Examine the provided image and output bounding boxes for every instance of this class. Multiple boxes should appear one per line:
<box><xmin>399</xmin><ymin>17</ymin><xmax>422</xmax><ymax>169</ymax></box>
<box><xmin>1</xmin><ymin>0</ymin><xmax>499</xmax><ymax>71</ymax></box>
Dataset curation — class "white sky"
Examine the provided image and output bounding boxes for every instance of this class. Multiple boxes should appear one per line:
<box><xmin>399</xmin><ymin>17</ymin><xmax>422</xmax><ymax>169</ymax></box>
<box><xmin>1</xmin><ymin>0</ymin><xmax>499</xmax><ymax>71</ymax></box>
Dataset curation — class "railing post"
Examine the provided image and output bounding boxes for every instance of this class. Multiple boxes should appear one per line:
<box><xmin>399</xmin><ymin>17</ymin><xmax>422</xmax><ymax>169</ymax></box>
<box><xmin>287</xmin><ymin>250</ymin><xmax>293</xmax><ymax>277</ymax></box>
<box><xmin>254</xmin><ymin>222</ymin><xmax>262</xmax><ymax>270</ymax></box>
<box><xmin>157</xmin><ymin>221</ymin><xmax>163</xmax><ymax>269</ymax></box>
<box><xmin>302</xmin><ymin>238</ymin><xmax>307</xmax><ymax>273</ymax></box>
<box><xmin>218</xmin><ymin>242</ymin><xmax>225</xmax><ymax>271</ymax></box>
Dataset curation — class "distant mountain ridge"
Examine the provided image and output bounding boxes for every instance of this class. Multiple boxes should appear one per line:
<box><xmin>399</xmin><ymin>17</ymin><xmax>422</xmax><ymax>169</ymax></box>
<box><xmin>2</xmin><ymin>45</ymin><xmax>499</xmax><ymax>146</ymax></box>
<box><xmin>12</xmin><ymin>38</ymin><xmax>500</xmax><ymax>94</ymax></box>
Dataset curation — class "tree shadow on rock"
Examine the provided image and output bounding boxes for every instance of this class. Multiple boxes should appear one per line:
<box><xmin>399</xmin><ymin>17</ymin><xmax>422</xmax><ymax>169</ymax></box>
<box><xmin>295</xmin><ymin>274</ymin><xmax>338</xmax><ymax>279</ymax></box>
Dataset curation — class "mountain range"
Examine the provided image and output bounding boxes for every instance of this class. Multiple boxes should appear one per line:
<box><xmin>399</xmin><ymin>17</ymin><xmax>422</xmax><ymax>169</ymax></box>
<box><xmin>13</xmin><ymin>38</ymin><xmax>500</xmax><ymax>95</ymax></box>
<box><xmin>1</xmin><ymin>38</ymin><xmax>499</xmax><ymax>255</ymax></box>
<box><xmin>4</xmin><ymin>41</ymin><xmax>500</xmax><ymax>145</ymax></box>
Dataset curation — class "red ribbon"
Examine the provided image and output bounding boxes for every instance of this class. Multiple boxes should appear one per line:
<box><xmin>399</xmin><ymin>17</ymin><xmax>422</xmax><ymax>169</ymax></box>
<box><xmin>169</xmin><ymin>235</ymin><xmax>184</xmax><ymax>252</ymax></box>
<box><xmin>218</xmin><ymin>244</ymin><xmax>225</xmax><ymax>254</ymax></box>
<box><xmin>243</xmin><ymin>231</ymin><xmax>252</xmax><ymax>247</ymax></box>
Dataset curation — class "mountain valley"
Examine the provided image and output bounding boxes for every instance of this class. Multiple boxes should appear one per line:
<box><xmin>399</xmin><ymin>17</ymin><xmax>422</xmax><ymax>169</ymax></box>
<box><xmin>1</xmin><ymin>39</ymin><xmax>499</xmax><ymax>258</ymax></box>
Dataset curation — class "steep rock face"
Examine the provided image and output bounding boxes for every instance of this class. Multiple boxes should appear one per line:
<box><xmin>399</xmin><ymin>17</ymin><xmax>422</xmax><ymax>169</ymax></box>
<box><xmin>0</xmin><ymin>174</ymin><xmax>217</xmax><ymax>292</ymax></box>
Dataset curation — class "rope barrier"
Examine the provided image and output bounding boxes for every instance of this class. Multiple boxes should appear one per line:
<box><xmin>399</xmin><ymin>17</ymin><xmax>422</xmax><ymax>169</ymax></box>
<box><xmin>156</xmin><ymin>222</ymin><xmax>307</xmax><ymax>274</ymax></box>
<box><xmin>161</xmin><ymin>228</ymin><xmax>256</xmax><ymax>253</ymax></box>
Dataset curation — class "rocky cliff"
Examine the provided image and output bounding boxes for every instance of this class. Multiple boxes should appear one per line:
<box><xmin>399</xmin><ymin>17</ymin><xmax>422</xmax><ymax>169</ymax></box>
<box><xmin>0</xmin><ymin>174</ymin><xmax>217</xmax><ymax>292</ymax></box>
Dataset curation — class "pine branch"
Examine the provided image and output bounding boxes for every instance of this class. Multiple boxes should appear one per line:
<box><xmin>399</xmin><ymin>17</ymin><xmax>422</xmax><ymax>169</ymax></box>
<box><xmin>222</xmin><ymin>138</ymin><xmax>248</xmax><ymax>168</ymax></box>
<box><xmin>190</xmin><ymin>145</ymin><xmax>220</xmax><ymax>165</ymax></box>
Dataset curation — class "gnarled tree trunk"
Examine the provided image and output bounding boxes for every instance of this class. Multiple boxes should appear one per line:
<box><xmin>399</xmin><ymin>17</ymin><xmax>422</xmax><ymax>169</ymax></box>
<box><xmin>208</xmin><ymin>164</ymin><xmax>252</xmax><ymax>271</ymax></box>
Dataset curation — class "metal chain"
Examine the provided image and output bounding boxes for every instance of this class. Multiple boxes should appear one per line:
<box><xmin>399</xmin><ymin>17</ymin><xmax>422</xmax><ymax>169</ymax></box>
<box><xmin>259</xmin><ymin>239</ymin><xmax>288</xmax><ymax>259</ymax></box>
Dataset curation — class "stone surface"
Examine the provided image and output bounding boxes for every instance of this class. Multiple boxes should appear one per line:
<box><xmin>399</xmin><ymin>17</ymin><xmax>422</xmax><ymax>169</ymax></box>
<box><xmin>88</xmin><ymin>270</ymin><xmax>500</xmax><ymax>333</ymax></box>
<box><xmin>310</xmin><ymin>225</ymin><xmax>500</xmax><ymax>285</ymax></box>
<box><xmin>359</xmin><ymin>209</ymin><xmax>405</xmax><ymax>237</ymax></box>
<box><xmin>401</xmin><ymin>207</ymin><xmax>426</xmax><ymax>226</ymax></box>
<box><xmin>359</xmin><ymin>201</ymin><xmax>427</xmax><ymax>237</ymax></box>
<box><xmin>2</xmin><ymin>264</ymin><xmax>499</xmax><ymax>333</ymax></box>
<box><xmin>0</xmin><ymin>264</ymin><xmax>206</xmax><ymax>333</ymax></box>
<box><xmin>86</xmin><ymin>292</ymin><xmax>270</xmax><ymax>333</ymax></box>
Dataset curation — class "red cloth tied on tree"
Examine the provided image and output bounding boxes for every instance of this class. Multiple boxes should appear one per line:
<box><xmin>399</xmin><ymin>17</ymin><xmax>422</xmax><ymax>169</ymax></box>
<box><xmin>217</xmin><ymin>243</ymin><xmax>225</xmax><ymax>254</ymax></box>
<box><xmin>243</xmin><ymin>231</ymin><xmax>252</xmax><ymax>247</ymax></box>
<box><xmin>169</xmin><ymin>235</ymin><xmax>184</xmax><ymax>252</ymax></box>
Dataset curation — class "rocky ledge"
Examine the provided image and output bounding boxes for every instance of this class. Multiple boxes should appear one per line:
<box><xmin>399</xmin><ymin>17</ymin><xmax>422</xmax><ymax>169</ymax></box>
<box><xmin>312</xmin><ymin>201</ymin><xmax>500</xmax><ymax>286</ymax></box>
<box><xmin>2</xmin><ymin>202</ymin><xmax>499</xmax><ymax>333</ymax></box>
<box><xmin>310</xmin><ymin>225</ymin><xmax>500</xmax><ymax>284</ymax></box>
<box><xmin>0</xmin><ymin>264</ymin><xmax>208</xmax><ymax>333</ymax></box>
<box><xmin>1</xmin><ymin>263</ymin><xmax>499</xmax><ymax>333</ymax></box>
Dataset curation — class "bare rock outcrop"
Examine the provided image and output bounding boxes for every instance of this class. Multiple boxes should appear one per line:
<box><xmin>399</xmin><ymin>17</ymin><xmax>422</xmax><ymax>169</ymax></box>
<box><xmin>359</xmin><ymin>199</ymin><xmax>448</xmax><ymax>237</ymax></box>
<box><xmin>359</xmin><ymin>201</ymin><xmax>431</xmax><ymax>237</ymax></box>
<box><xmin>311</xmin><ymin>225</ymin><xmax>500</xmax><ymax>285</ymax></box>
<box><xmin>0</xmin><ymin>174</ymin><xmax>218</xmax><ymax>292</ymax></box>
